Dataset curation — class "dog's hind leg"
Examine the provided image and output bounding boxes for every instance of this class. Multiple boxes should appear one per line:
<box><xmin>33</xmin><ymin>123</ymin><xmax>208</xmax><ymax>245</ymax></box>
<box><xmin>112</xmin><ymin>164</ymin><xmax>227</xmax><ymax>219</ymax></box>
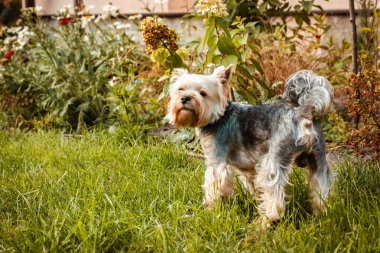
<box><xmin>307</xmin><ymin>125</ymin><xmax>331</xmax><ymax>216</ymax></box>
<box><xmin>307</xmin><ymin>151</ymin><xmax>331</xmax><ymax>216</ymax></box>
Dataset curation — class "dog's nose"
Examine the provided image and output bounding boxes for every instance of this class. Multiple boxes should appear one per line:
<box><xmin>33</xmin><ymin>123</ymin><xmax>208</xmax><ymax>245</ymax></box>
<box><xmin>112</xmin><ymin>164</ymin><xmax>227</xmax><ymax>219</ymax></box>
<box><xmin>181</xmin><ymin>96</ymin><xmax>191</xmax><ymax>104</ymax></box>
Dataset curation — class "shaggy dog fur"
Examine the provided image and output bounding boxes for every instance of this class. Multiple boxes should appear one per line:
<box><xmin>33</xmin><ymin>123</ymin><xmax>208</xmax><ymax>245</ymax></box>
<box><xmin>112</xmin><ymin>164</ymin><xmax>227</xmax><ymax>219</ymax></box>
<box><xmin>166</xmin><ymin>65</ymin><xmax>333</xmax><ymax>224</ymax></box>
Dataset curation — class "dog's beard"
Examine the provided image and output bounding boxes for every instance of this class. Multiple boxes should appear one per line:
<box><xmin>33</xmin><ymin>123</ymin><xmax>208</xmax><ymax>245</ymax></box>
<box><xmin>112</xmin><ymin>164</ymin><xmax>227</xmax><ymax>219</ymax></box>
<box><xmin>176</xmin><ymin>108</ymin><xmax>198</xmax><ymax>127</ymax></box>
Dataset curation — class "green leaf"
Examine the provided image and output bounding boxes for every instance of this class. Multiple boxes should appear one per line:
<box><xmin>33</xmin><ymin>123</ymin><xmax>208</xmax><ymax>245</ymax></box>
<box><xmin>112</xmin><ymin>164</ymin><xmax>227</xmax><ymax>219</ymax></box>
<box><xmin>303</xmin><ymin>0</ymin><xmax>313</xmax><ymax>13</ymax></box>
<box><xmin>202</xmin><ymin>19</ymin><xmax>215</xmax><ymax>49</ymax></box>
<box><xmin>236</xmin><ymin>65</ymin><xmax>252</xmax><ymax>80</ymax></box>
<box><xmin>239</xmin><ymin>33</ymin><xmax>249</xmax><ymax>45</ymax></box>
<box><xmin>212</xmin><ymin>54</ymin><xmax>222</xmax><ymax>64</ymax></box>
<box><xmin>207</xmin><ymin>34</ymin><xmax>218</xmax><ymax>48</ymax></box>
<box><xmin>218</xmin><ymin>35</ymin><xmax>239</xmax><ymax>57</ymax></box>
<box><xmin>251</xmin><ymin>59</ymin><xmax>264</xmax><ymax>75</ymax></box>
<box><xmin>171</xmin><ymin>53</ymin><xmax>184</xmax><ymax>69</ymax></box>
<box><xmin>158</xmin><ymin>83</ymin><xmax>170</xmax><ymax>101</ymax></box>
<box><xmin>221</xmin><ymin>55</ymin><xmax>238</xmax><ymax>66</ymax></box>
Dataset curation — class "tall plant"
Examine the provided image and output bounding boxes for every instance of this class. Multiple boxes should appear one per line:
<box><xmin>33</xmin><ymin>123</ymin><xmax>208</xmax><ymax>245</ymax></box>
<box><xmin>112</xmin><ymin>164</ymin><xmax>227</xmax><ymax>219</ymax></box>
<box><xmin>0</xmin><ymin>6</ymin><xmax>151</xmax><ymax>131</ymax></box>
<box><xmin>142</xmin><ymin>0</ymin><xmax>333</xmax><ymax>104</ymax></box>
<box><xmin>345</xmin><ymin>0</ymin><xmax>380</xmax><ymax>158</ymax></box>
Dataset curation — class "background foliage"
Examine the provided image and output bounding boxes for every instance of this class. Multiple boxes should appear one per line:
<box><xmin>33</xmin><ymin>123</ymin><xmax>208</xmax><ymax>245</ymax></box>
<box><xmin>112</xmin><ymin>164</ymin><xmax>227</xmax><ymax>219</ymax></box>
<box><xmin>0</xmin><ymin>0</ymin><xmax>378</xmax><ymax>158</ymax></box>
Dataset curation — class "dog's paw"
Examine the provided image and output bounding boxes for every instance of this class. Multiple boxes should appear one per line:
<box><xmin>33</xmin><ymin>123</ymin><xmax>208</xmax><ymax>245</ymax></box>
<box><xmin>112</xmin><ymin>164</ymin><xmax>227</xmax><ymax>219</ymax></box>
<box><xmin>254</xmin><ymin>216</ymin><xmax>278</xmax><ymax>231</ymax></box>
<box><xmin>202</xmin><ymin>198</ymin><xmax>215</xmax><ymax>209</ymax></box>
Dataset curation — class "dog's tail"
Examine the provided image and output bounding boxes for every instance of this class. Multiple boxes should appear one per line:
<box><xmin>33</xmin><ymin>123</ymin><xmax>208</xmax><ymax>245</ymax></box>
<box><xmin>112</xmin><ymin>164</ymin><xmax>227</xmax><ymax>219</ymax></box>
<box><xmin>282</xmin><ymin>70</ymin><xmax>333</xmax><ymax>115</ymax></box>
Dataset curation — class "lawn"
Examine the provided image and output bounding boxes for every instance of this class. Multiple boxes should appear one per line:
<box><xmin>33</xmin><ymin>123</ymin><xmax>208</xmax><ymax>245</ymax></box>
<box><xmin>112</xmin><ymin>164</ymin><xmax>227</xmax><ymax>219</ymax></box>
<box><xmin>0</xmin><ymin>130</ymin><xmax>379</xmax><ymax>252</ymax></box>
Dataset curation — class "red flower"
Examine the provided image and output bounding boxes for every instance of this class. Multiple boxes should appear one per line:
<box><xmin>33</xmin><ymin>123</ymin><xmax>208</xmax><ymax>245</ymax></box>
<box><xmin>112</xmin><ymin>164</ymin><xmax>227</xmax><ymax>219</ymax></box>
<box><xmin>315</xmin><ymin>34</ymin><xmax>321</xmax><ymax>40</ymax></box>
<box><xmin>4</xmin><ymin>50</ymin><xmax>14</xmax><ymax>60</ymax></box>
<box><xmin>59</xmin><ymin>17</ymin><xmax>76</xmax><ymax>26</ymax></box>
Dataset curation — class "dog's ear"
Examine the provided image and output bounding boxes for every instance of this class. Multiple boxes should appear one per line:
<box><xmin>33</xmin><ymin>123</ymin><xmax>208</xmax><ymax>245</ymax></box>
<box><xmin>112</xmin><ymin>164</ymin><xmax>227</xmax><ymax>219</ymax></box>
<box><xmin>170</xmin><ymin>68</ymin><xmax>188</xmax><ymax>83</ymax></box>
<box><xmin>212</xmin><ymin>64</ymin><xmax>234</xmax><ymax>97</ymax></box>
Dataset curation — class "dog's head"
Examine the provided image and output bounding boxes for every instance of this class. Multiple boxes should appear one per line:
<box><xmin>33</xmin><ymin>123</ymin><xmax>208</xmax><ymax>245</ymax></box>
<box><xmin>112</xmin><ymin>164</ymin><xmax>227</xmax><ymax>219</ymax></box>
<box><xmin>165</xmin><ymin>65</ymin><xmax>233</xmax><ymax>128</ymax></box>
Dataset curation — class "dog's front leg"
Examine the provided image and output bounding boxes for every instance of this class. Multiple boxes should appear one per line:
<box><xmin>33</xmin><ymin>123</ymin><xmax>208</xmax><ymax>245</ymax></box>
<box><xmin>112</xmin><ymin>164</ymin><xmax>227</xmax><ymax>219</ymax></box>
<box><xmin>202</xmin><ymin>162</ymin><xmax>234</xmax><ymax>207</ymax></box>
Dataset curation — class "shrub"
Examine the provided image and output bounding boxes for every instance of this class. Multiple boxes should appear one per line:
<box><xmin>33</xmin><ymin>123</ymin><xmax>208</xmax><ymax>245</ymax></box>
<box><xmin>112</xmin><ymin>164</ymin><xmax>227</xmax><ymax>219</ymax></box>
<box><xmin>143</xmin><ymin>0</ymin><xmax>347</xmax><ymax>105</ymax></box>
<box><xmin>0</xmin><ymin>7</ymin><xmax>156</xmax><ymax>131</ymax></box>
<box><xmin>346</xmin><ymin>69</ymin><xmax>380</xmax><ymax>158</ymax></box>
<box><xmin>344</xmin><ymin>0</ymin><xmax>380</xmax><ymax>159</ymax></box>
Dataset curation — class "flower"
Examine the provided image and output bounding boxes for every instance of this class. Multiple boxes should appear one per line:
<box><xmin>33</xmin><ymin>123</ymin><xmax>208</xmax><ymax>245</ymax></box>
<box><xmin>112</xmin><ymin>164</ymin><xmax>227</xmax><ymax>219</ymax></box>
<box><xmin>58</xmin><ymin>4</ymin><xmax>72</xmax><ymax>14</ymax></box>
<box><xmin>3</xmin><ymin>36</ymin><xmax>17</xmax><ymax>45</ymax></box>
<box><xmin>80</xmin><ymin>15</ymin><xmax>95</xmax><ymax>28</ymax></box>
<box><xmin>108</xmin><ymin>76</ymin><xmax>119</xmax><ymax>87</ymax></box>
<box><xmin>113</xmin><ymin>21</ymin><xmax>131</xmax><ymax>30</ymax></box>
<box><xmin>4</xmin><ymin>50</ymin><xmax>14</xmax><ymax>60</ymax></box>
<box><xmin>3</xmin><ymin>26</ymin><xmax>32</xmax><ymax>50</ymax></box>
<box><xmin>154</xmin><ymin>0</ymin><xmax>168</xmax><ymax>4</ymax></box>
<box><xmin>102</xmin><ymin>4</ymin><xmax>119</xmax><ymax>18</ymax></box>
<box><xmin>141</xmin><ymin>17</ymin><xmax>179</xmax><ymax>54</ymax></box>
<box><xmin>59</xmin><ymin>17</ymin><xmax>76</xmax><ymax>26</ymax></box>
<box><xmin>15</xmin><ymin>26</ymin><xmax>32</xmax><ymax>50</ymax></box>
<box><xmin>194</xmin><ymin>0</ymin><xmax>229</xmax><ymax>17</ymax></box>
<box><xmin>128</xmin><ymin>14</ymin><xmax>143</xmax><ymax>20</ymax></box>
<box><xmin>77</xmin><ymin>4</ymin><xmax>94</xmax><ymax>15</ymax></box>
<box><xmin>35</xmin><ymin>5</ymin><xmax>42</xmax><ymax>13</ymax></box>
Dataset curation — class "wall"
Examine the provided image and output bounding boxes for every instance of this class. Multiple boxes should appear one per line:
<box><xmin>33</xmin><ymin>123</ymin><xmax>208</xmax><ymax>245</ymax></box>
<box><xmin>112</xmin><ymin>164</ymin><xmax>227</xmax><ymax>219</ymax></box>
<box><xmin>34</xmin><ymin>0</ymin><xmax>196</xmax><ymax>15</ymax></box>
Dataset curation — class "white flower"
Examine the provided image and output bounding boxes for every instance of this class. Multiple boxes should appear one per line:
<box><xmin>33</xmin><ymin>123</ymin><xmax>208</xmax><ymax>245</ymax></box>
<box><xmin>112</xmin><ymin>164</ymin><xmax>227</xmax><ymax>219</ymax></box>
<box><xmin>80</xmin><ymin>15</ymin><xmax>95</xmax><ymax>28</ymax></box>
<box><xmin>59</xmin><ymin>4</ymin><xmax>72</xmax><ymax>13</ymax></box>
<box><xmin>194</xmin><ymin>0</ymin><xmax>228</xmax><ymax>17</ymax></box>
<box><xmin>113</xmin><ymin>21</ymin><xmax>131</xmax><ymax>30</ymax></box>
<box><xmin>14</xmin><ymin>26</ymin><xmax>32</xmax><ymax>50</ymax></box>
<box><xmin>78</xmin><ymin>5</ymin><xmax>95</xmax><ymax>15</ymax></box>
<box><xmin>102</xmin><ymin>4</ymin><xmax>119</xmax><ymax>17</ymax></box>
<box><xmin>108</xmin><ymin>76</ymin><xmax>119</xmax><ymax>87</ymax></box>
<box><xmin>94</xmin><ymin>15</ymin><xmax>103</xmax><ymax>23</ymax></box>
<box><xmin>128</xmin><ymin>14</ymin><xmax>143</xmax><ymax>20</ymax></box>
<box><xmin>35</xmin><ymin>5</ymin><xmax>42</xmax><ymax>13</ymax></box>
<box><xmin>58</xmin><ymin>4</ymin><xmax>72</xmax><ymax>17</ymax></box>
<box><xmin>7</xmin><ymin>26</ymin><xmax>22</xmax><ymax>33</ymax></box>
<box><xmin>3</xmin><ymin>36</ymin><xmax>17</xmax><ymax>45</ymax></box>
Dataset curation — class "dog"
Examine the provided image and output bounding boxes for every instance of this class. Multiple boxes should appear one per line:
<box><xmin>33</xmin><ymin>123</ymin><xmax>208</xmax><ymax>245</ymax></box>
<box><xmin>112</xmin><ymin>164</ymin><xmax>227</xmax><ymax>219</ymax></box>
<box><xmin>165</xmin><ymin>65</ymin><xmax>333</xmax><ymax>224</ymax></box>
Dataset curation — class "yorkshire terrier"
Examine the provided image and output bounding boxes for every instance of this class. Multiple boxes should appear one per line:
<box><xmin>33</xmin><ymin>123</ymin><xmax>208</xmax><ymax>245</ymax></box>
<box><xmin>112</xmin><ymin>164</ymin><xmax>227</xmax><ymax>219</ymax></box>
<box><xmin>166</xmin><ymin>65</ymin><xmax>333</xmax><ymax>223</ymax></box>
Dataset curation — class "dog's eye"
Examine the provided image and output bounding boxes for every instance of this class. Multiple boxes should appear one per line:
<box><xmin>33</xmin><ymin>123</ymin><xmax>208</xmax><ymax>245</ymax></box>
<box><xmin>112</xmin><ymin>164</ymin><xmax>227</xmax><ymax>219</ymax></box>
<box><xmin>178</xmin><ymin>88</ymin><xmax>184</xmax><ymax>91</ymax></box>
<box><xmin>200</xmin><ymin>91</ymin><xmax>207</xmax><ymax>97</ymax></box>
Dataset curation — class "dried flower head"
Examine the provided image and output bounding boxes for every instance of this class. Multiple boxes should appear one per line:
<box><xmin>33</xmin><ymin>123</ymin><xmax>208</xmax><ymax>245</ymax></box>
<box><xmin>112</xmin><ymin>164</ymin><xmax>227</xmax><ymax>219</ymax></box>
<box><xmin>141</xmin><ymin>17</ymin><xmax>179</xmax><ymax>54</ymax></box>
<box><xmin>194</xmin><ymin>0</ymin><xmax>228</xmax><ymax>17</ymax></box>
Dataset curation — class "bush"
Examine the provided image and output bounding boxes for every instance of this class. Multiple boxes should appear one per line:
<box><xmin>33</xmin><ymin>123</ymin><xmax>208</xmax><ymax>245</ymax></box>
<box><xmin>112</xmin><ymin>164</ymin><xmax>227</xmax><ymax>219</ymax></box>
<box><xmin>344</xmin><ymin>0</ymin><xmax>380</xmax><ymax>159</ymax></box>
<box><xmin>143</xmin><ymin>0</ymin><xmax>349</xmax><ymax>105</ymax></box>
<box><xmin>0</xmin><ymin>7</ymin><xmax>158</xmax><ymax>131</ymax></box>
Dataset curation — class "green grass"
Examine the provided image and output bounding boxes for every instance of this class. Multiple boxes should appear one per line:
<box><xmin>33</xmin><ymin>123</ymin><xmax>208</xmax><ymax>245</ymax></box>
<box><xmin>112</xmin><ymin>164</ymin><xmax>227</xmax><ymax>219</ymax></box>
<box><xmin>0</xmin><ymin>131</ymin><xmax>379</xmax><ymax>252</ymax></box>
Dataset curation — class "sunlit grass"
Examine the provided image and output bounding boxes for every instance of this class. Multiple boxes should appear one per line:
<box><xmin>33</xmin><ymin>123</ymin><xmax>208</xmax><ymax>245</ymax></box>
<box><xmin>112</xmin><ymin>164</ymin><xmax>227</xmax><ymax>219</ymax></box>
<box><xmin>0</xmin><ymin>131</ymin><xmax>379</xmax><ymax>252</ymax></box>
